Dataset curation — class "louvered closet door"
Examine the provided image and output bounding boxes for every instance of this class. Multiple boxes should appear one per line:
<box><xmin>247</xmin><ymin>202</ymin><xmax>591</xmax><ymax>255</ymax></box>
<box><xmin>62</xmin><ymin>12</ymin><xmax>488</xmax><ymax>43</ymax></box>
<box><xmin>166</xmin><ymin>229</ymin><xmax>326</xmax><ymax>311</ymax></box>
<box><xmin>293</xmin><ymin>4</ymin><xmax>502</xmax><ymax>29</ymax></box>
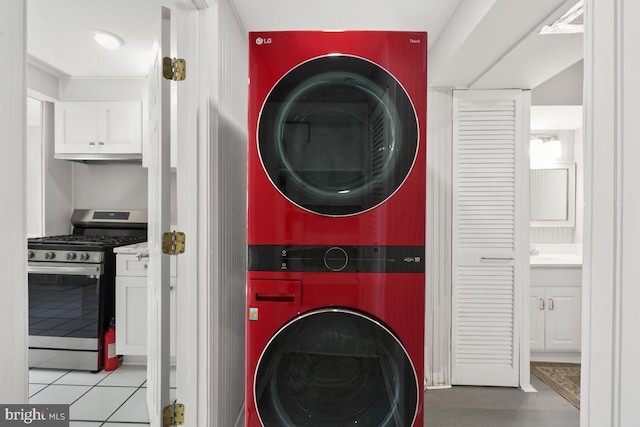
<box><xmin>451</xmin><ymin>90</ymin><xmax>528</xmax><ymax>387</ymax></box>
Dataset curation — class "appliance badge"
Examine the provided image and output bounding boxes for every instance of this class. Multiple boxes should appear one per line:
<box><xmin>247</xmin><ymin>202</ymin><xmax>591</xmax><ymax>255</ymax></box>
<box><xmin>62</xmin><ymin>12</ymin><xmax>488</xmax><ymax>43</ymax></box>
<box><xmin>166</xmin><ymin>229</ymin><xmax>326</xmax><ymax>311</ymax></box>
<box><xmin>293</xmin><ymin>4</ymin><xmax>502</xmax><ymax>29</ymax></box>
<box><xmin>409</xmin><ymin>38</ymin><xmax>421</xmax><ymax>44</ymax></box>
<box><xmin>404</xmin><ymin>256</ymin><xmax>422</xmax><ymax>263</ymax></box>
<box><xmin>255</xmin><ymin>37</ymin><xmax>272</xmax><ymax>45</ymax></box>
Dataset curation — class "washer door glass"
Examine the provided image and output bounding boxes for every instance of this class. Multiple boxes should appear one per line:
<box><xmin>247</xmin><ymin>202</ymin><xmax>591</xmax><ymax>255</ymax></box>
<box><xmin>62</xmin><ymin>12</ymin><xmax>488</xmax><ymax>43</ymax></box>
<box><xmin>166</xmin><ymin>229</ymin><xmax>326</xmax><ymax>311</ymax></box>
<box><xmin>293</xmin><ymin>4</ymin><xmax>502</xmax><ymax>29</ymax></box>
<box><xmin>258</xmin><ymin>55</ymin><xmax>418</xmax><ymax>216</ymax></box>
<box><xmin>254</xmin><ymin>310</ymin><xmax>418</xmax><ymax>426</ymax></box>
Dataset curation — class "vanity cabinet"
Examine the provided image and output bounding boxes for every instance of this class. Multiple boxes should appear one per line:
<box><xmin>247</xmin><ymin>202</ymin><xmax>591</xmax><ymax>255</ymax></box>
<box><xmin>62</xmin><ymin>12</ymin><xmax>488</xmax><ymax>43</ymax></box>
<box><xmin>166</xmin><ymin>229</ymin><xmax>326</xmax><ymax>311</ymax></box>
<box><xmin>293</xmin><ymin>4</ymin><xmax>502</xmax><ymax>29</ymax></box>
<box><xmin>115</xmin><ymin>247</ymin><xmax>176</xmax><ymax>357</ymax></box>
<box><xmin>54</xmin><ymin>101</ymin><xmax>142</xmax><ymax>159</ymax></box>
<box><xmin>530</xmin><ymin>266</ymin><xmax>582</xmax><ymax>359</ymax></box>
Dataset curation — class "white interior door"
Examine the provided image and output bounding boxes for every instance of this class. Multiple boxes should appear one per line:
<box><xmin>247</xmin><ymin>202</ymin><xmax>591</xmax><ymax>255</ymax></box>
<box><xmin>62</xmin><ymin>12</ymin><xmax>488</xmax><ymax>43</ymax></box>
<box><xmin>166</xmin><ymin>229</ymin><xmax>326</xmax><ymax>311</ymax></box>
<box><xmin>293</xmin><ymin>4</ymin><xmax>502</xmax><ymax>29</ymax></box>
<box><xmin>451</xmin><ymin>89</ymin><xmax>529</xmax><ymax>387</ymax></box>
<box><xmin>146</xmin><ymin>6</ymin><xmax>172</xmax><ymax>426</ymax></box>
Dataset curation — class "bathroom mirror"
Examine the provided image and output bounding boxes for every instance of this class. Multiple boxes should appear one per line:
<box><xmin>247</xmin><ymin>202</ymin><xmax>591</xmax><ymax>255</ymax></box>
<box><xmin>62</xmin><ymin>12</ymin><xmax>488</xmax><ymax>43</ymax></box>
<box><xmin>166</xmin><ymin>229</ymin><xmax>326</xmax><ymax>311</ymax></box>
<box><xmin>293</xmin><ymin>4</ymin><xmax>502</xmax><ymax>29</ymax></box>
<box><xmin>530</xmin><ymin>162</ymin><xmax>576</xmax><ymax>227</ymax></box>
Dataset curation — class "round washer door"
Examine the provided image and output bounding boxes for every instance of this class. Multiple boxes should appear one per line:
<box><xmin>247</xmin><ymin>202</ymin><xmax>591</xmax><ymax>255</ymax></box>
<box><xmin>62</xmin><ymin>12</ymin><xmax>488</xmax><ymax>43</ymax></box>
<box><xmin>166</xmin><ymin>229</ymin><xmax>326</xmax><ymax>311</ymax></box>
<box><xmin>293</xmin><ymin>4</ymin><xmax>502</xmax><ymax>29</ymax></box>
<box><xmin>254</xmin><ymin>309</ymin><xmax>419</xmax><ymax>426</ymax></box>
<box><xmin>258</xmin><ymin>55</ymin><xmax>418</xmax><ymax>216</ymax></box>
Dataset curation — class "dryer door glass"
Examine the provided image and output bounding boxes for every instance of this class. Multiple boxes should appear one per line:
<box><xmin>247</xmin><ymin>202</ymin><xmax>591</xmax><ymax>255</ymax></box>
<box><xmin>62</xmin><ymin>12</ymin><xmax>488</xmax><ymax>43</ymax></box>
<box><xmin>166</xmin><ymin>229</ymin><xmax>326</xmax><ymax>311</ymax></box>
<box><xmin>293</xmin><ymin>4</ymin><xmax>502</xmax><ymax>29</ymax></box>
<box><xmin>254</xmin><ymin>309</ymin><xmax>419</xmax><ymax>426</ymax></box>
<box><xmin>258</xmin><ymin>55</ymin><xmax>418</xmax><ymax>216</ymax></box>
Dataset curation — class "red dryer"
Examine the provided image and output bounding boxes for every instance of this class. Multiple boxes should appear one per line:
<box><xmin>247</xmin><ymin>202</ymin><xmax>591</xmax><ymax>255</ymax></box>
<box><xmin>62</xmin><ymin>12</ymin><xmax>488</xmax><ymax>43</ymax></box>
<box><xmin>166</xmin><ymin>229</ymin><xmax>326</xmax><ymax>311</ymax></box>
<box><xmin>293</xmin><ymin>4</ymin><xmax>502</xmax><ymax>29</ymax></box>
<box><xmin>248</xmin><ymin>30</ymin><xmax>426</xmax><ymax>247</ymax></box>
<box><xmin>247</xmin><ymin>31</ymin><xmax>427</xmax><ymax>427</ymax></box>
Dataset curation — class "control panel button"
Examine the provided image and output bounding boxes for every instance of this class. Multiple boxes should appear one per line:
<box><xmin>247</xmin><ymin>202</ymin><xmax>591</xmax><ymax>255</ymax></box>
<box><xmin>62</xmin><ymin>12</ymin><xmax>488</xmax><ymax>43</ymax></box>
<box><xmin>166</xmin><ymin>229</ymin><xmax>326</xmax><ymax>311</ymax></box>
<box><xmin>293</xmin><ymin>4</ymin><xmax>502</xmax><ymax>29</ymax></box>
<box><xmin>79</xmin><ymin>253</ymin><xmax>90</xmax><ymax>261</ymax></box>
<box><xmin>324</xmin><ymin>247</ymin><xmax>348</xmax><ymax>272</ymax></box>
<box><xmin>44</xmin><ymin>251</ymin><xmax>56</xmax><ymax>260</ymax></box>
<box><xmin>65</xmin><ymin>252</ymin><xmax>77</xmax><ymax>261</ymax></box>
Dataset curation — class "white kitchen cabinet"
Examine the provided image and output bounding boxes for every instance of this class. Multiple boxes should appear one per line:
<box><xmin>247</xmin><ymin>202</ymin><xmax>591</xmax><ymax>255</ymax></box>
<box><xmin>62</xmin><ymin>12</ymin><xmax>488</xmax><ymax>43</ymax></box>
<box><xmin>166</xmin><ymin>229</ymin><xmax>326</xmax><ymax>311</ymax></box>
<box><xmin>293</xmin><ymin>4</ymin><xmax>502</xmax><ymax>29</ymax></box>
<box><xmin>115</xmin><ymin>249</ymin><xmax>176</xmax><ymax>357</ymax></box>
<box><xmin>55</xmin><ymin>101</ymin><xmax>142</xmax><ymax>159</ymax></box>
<box><xmin>530</xmin><ymin>266</ymin><xmax>582</xmax><ymax>359</ymax></box>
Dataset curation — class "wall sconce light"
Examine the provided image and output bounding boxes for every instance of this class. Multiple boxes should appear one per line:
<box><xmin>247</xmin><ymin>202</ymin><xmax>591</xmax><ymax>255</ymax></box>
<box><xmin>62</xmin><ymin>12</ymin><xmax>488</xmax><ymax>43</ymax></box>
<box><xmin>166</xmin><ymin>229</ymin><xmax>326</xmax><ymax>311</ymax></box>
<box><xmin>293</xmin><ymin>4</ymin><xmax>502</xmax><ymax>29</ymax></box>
<box><xmin>530</xmin><ymin>134</ymin><xmax>561</xmax><ymax>167</ymax></box>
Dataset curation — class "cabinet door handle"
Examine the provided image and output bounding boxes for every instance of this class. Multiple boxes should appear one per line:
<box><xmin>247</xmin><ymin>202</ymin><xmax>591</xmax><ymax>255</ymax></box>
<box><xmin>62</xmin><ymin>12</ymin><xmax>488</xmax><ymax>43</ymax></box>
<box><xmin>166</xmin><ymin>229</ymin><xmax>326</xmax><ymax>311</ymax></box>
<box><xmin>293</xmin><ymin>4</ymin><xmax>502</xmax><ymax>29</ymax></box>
<box><xmin>549</xmin><ymin>298</ymin><xmax>555</xmax><ymax>311</ymax></box>
<box><xmin>539</xmin><ymin>298</ymin><xmax>545</xmax><ymax>310</ymax></box>
<box><xmin>481</xmin><ymin>257</ymin><xmax>515</xmax><ymax>262</ymax></box>
<box><xmin>89</xmin><ymin>141</ymin><xmax>96</xmax><ymax>146</ymax></box>
<box><xmin>98</xmin><ymin>141</ymin><xmax>105</xmax><ymax>146</ymax></box>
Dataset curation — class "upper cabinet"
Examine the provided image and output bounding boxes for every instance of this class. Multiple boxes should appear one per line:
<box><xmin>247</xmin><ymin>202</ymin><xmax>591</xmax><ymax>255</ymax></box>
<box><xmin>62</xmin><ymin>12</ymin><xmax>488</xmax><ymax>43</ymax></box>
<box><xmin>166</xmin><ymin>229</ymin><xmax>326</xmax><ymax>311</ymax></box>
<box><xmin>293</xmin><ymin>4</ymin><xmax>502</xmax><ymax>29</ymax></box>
<box><xmin>54</xmin><ymin>101</ymin><xmax>142</xmax><ymax>161</ymax></box>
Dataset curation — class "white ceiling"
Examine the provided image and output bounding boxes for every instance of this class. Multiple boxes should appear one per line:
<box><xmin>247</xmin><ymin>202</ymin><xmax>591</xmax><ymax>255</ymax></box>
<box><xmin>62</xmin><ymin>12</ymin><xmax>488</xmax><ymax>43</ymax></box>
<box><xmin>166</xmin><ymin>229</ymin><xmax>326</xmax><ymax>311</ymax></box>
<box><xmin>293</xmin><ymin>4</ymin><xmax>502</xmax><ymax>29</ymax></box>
<box><xmin>28</xmin><ymin>0</ymin><xmax>158</xmax><ymax>77</ymax></box>
<box><xmin>27</xmin><ymin>0</ymin><xmax>583</xmax><ymax>98</ymax></box>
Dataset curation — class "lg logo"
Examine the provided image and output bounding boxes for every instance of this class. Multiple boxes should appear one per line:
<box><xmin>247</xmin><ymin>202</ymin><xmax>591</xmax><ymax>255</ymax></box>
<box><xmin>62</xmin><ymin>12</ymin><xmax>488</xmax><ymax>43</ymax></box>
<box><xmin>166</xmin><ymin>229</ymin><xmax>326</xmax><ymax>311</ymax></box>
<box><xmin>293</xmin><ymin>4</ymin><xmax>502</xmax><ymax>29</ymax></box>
<box><xmin>255</xmin><ymin>37</ymin><xmax>273</xmax><ymax>45</ymax></box>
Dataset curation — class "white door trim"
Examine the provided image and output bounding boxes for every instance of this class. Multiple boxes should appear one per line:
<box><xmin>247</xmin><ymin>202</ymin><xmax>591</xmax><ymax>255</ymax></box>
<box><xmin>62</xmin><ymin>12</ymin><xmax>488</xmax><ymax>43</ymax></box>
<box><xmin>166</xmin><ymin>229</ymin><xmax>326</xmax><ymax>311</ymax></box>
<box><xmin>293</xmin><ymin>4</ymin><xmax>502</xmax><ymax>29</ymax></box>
<box><xmin>0</xmin><ymin>0</ymin><xmax>28</xmax><ymax>403</ymax></box>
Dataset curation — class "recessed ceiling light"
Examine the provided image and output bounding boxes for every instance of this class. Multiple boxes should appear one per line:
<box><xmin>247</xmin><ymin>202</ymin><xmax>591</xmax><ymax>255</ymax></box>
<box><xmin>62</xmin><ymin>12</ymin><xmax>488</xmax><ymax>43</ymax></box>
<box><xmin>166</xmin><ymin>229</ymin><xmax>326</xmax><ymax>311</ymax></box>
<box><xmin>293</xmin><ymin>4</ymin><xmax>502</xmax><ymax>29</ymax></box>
<box><xmin>94</xmin><ymin>30</ymin><xmax>125</xmax><ymax>49</ymax></box>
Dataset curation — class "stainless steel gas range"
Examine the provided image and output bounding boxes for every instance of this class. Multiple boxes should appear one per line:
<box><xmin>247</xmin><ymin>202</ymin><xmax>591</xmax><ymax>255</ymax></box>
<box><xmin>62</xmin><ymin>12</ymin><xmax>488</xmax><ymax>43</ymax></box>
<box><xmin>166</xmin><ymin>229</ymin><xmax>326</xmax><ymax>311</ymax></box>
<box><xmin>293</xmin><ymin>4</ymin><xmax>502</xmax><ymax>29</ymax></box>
<box><xmin>27</xmin><ymin>209</ymin><xmax>147</xmax><ymax>371</ymax></box>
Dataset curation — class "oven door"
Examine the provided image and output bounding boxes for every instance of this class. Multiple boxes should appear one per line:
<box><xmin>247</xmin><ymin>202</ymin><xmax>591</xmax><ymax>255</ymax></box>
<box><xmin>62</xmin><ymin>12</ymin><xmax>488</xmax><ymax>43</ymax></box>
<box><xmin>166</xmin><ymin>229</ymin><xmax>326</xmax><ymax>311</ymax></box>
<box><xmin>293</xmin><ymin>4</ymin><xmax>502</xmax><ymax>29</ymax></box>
<box><xmin>27</xmin><ymin>262</ymin><xmax>105</xmax><ymax>370</ymax></box>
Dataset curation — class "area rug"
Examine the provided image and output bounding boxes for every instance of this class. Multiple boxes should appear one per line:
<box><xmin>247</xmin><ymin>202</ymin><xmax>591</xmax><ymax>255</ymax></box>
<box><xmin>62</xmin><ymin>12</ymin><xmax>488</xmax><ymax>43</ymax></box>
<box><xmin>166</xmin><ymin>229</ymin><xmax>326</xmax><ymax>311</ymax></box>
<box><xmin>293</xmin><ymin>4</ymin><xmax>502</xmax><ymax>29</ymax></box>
<box><xmin>531</xmin><ymin>362</ymin><xmax>581</xmax><ymax>409</ymax></box>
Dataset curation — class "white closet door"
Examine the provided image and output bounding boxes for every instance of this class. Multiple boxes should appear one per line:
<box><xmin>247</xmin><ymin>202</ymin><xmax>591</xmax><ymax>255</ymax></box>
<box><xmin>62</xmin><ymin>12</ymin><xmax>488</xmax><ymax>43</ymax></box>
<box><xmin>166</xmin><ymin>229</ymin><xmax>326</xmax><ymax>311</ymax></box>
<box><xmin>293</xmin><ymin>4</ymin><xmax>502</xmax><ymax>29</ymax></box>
<box><xmin>451</xmin><ymin>90</ymin><xmax>528</xmax><ymax>387</ymax></box>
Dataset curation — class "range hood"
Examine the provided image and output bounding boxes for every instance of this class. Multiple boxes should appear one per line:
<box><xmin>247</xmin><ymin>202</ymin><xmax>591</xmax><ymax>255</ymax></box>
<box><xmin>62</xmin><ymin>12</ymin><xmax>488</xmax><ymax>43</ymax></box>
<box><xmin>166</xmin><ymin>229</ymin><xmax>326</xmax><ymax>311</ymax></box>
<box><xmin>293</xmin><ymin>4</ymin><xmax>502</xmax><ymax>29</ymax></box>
<box><xmin>54</xmin><ymin>153</ymin><xmax>142</xmax><ymax>163</ymax></box>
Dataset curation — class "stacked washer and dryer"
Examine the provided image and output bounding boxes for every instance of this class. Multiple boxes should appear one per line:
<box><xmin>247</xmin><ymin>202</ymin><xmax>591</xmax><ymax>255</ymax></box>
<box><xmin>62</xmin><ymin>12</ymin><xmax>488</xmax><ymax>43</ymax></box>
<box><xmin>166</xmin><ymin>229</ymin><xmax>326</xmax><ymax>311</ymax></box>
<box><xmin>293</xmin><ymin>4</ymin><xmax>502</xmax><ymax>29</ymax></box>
<box><xmin>246</xmin><ymin>31</ymin><xmax>427</xmax><ymax>427</ymax></box>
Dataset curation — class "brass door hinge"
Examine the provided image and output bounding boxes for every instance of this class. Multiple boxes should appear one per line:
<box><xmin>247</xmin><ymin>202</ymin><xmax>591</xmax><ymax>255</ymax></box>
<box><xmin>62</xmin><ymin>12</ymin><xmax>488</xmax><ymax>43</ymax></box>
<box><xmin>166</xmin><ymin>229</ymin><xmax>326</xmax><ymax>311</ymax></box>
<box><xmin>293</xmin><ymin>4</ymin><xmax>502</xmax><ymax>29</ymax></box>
<box><xmin>163</xmin><ymin>401</ymin><xmax>185</xmax><ymax>426</ymax></box>
<box><xmin>162</xmin><ymin>231</ymin><xmax>185</xmax><ymax>255</ymax></box>
<box><xmin>163</xmin><ymin>57</ymin><xmax>186</xmax><ymax>81</ymax></box>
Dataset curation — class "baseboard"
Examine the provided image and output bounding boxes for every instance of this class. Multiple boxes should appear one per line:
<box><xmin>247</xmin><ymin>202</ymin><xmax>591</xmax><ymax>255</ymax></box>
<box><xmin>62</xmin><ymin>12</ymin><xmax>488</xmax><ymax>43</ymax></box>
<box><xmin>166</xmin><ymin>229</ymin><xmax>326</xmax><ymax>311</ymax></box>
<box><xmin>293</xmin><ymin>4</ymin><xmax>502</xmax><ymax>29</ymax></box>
<box><xmin>121</xmin><ymin>355</ymin><xmax>177</xmax><ymax>366</ymax></box>
<box><xmin>426</xmin><ymin>385</ymin><xmax>452</xmax><ymax>390</ymax></box>
<box><xmin>122</xmin><ymin>355</ymin><xmax>146</xmax><ymax>365</ymax></box>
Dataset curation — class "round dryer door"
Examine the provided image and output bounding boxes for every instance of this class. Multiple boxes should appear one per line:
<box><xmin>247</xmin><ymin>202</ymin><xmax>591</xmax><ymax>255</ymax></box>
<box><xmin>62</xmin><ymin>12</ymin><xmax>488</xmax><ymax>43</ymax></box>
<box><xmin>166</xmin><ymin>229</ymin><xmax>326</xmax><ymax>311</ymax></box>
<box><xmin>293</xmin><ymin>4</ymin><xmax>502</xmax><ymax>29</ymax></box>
<box><xmin>258</xmin><ymin>55</ymin><xmax>418</xmax><ymax>216</ymax></box>
<box><xmin>254</xmin><ymin>309</ymin><xmax>419</xmax><ymax>426</ymax></box>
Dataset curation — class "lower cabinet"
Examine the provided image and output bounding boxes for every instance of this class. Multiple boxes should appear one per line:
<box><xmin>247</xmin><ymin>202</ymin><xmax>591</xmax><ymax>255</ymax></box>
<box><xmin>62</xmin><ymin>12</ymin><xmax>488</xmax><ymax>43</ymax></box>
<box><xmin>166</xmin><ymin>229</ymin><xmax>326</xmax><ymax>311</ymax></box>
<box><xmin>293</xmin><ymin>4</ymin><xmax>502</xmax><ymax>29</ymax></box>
<box><xmin>115</xmin><ymin>253</ymin><xmax>176</xmax><ymax>357</ymax></box>
<box><xmin>530</xmin><ymin>266</ymin><xmax>582</xmax><ymax>358</ymax></box>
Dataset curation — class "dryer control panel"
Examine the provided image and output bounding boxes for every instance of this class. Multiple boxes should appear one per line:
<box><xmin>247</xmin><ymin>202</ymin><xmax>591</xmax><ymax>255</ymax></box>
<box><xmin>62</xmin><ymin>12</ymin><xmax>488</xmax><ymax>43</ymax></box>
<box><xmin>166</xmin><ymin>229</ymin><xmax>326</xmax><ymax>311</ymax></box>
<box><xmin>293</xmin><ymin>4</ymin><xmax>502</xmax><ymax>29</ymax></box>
<box><xmin>248</xmin><ymin>245</ymin><xmax>425</xmax><ymax>273</ymax></box>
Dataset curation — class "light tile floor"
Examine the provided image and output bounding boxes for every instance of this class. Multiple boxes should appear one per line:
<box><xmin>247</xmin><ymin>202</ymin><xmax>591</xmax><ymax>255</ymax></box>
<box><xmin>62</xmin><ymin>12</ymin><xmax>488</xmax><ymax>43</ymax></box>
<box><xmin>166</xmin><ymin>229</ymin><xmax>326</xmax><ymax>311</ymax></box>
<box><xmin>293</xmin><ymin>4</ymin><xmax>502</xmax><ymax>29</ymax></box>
<box><xmin>28</xmin><ymin>364</ymin><xmax>176</xmax><ymax>427</ymax></box>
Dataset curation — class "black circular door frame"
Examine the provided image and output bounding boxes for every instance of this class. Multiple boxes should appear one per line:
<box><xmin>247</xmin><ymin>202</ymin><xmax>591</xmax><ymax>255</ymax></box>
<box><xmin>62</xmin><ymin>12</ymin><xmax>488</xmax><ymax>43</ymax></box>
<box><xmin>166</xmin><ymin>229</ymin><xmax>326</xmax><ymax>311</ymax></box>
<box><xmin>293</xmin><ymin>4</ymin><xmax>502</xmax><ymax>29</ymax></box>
<box><xmin>253</xmin><ymin>308</ymin><xmax>419</xmax><ymax>426</ymax></box>
<box><xmin>258</xmin><ymin>55</ymin><xmax>419</xmax><ymax>216</ymax></box>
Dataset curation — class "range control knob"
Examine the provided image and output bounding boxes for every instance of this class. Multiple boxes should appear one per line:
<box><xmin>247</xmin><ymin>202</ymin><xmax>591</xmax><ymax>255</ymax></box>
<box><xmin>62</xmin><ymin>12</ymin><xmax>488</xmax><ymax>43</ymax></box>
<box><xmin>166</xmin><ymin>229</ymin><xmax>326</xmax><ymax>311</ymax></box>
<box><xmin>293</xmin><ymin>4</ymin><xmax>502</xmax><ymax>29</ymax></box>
<box><xmin>324</xmin><ymin>247</ymin><xmax>348</xmax><ymax>272</ymax></box>
<box><xmin>44</xmin><ymin>251</ymin><xmax>56</xmax><ymax>260</ymax></box>
<box><xmin>66</xmin><ymin>252</ymin><xmax>77</xmax><ymax>261</ymax></box>
<box><xmin>27</xmin><ymin>251</ymin><xmax>34</xmax><ymax>259</ymax></box>
<box><xmin>79</xmin><ymin>253</ymin><xmax>90</xmax><ymax>261</ymax></box>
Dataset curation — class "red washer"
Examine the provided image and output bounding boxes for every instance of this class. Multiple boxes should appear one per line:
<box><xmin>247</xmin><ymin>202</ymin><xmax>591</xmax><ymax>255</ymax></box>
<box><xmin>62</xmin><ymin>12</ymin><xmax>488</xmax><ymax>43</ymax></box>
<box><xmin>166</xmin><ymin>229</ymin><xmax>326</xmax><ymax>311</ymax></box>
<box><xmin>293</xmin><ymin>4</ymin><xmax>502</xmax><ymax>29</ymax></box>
<box><xmin>248</xmin><ymin>30</ymin><xmax>427</xmax><ymax>247</ymax></box>
<box><xmin>247</xmin><ymin>31</ymin><xmax>426</xmax><ymax>427</ymax></box>
<box><xmin>245</xmin><ymin>272</ymin><xmax>425</xmax><ymax>426</ymax></box>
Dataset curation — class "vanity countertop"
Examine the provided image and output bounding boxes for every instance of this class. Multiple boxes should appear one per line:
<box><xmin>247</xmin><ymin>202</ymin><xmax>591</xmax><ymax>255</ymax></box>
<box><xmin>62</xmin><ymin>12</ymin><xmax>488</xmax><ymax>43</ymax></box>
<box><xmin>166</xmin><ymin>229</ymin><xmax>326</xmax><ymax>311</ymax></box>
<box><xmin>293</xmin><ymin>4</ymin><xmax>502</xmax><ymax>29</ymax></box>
<box><xmin>530</xmin><ymin>253</ymin><xmax>582</xmax><ymax>267</ymax></box>
<box><xmin>529</xmin><ymin>244</ymin><xmax>582</xmax><ymax>267</ymax></box>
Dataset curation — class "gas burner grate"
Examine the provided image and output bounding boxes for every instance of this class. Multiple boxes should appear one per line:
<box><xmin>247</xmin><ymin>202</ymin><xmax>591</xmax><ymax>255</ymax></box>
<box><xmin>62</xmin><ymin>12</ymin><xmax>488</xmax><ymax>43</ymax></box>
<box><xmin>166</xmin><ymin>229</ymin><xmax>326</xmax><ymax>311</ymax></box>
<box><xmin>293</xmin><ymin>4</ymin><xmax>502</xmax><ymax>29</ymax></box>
<box><xmin>28</xmin><ymin>234</ymin><xmax>146</xmax><ymax>247</ymax></box>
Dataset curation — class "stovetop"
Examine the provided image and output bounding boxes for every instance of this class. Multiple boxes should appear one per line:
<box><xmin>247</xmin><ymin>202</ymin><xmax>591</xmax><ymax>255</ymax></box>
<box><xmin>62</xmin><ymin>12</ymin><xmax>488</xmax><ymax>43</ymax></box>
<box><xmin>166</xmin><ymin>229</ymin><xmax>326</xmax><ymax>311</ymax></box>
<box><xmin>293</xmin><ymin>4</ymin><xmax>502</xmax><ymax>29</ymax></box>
<box><xmin>28</xmin><ymin>234</ymin><xmax>146</xmax><ymax>248</ymax></box>
<box><xmin>28</xmin><ymin>209</ymin><xmax>148</xmax><ymax>260</ymax></box>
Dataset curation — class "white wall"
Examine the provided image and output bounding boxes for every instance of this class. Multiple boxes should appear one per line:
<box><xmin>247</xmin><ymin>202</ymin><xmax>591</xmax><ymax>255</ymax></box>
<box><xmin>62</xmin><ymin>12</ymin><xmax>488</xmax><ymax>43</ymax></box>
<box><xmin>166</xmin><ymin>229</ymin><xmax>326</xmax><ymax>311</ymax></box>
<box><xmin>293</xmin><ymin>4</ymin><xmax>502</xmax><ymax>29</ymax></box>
<box><xmin>27</xmin><ymin>62</ymin><xmax>60</xmax><ymax>101</ymax></box>
<box><xmin>206</xmin><ymin>1</ymin><xmax>248</xmax><ymax>424</ymax></box>
<box><xmin>531</xmin><ymin>60</ymin><xmax>583</xmax><ymax>106</ymax></box>
<box><xmin>72</xmin><ymin>162</ymin><xmax>149</xmax><ymax>211</ymax></box>
<box><xmin>26</xmin><ymin>99</ymin><xmax>44</xmax><ymax>237</ymax></box>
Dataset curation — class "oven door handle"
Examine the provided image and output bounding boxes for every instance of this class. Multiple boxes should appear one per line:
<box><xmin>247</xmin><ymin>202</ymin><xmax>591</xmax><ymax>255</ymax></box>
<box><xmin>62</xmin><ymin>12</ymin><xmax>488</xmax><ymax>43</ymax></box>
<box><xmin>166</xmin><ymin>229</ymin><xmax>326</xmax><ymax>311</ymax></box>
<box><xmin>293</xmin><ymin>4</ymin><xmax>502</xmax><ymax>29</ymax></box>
<box><xmin>28</xmin><ymin>263</ymin><xmax>103</xmax><ymax>277</ymax></box>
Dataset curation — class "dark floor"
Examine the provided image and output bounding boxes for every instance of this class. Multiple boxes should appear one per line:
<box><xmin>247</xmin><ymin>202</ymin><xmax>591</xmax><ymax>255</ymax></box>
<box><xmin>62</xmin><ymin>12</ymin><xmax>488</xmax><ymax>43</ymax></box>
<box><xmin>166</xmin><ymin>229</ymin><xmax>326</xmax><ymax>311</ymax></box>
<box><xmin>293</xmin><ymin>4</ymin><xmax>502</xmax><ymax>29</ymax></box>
<box><xmin>424</xmin><ymin>376</ymin><xmax>580</xmax><ymax>427</ymax></box>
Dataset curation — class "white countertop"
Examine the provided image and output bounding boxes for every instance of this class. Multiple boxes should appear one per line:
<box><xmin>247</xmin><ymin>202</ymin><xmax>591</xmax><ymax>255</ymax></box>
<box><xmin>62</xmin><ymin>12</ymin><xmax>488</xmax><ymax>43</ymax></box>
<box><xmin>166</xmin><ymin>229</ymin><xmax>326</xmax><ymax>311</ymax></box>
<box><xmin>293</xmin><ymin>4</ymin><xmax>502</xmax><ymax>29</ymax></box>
<box><xmin>114</xmin><ymin>242</ymin><xmax>148</xmax><ymax>254</ymax></box>
<box><xmin>530</xmin><ymin>253</ymin><xmax>582</xmax><ymax>267</ymax></box>
<box><xmin>529</xmin><ymin>243</ymin><xmax>582</xmax><ymax>267</ymax></box>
